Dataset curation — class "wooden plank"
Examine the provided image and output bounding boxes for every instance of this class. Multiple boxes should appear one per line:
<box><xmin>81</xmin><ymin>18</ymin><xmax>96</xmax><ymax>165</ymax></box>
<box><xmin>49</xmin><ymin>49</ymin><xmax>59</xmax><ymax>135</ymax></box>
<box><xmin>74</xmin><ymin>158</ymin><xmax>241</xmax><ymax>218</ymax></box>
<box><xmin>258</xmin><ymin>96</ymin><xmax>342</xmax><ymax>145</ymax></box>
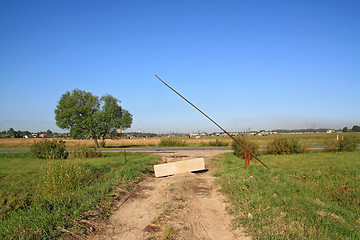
<box><xmin>154</xmin><ymin>158</ymin><xmax>205</xmax><ymax>177</ymax></box>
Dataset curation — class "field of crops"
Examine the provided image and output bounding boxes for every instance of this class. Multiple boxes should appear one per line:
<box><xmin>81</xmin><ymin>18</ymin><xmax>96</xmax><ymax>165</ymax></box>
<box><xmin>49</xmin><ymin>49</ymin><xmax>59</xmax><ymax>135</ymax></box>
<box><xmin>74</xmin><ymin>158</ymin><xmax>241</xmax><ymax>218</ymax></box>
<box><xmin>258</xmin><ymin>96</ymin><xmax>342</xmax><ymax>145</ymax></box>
<box><xmin>214</xmin><ymin>151</ymin><xmax>360</xmax><ymax>239</ymax></box>
<box><xmin>0</xmin><ymin>132</ymin><xmax>359</xmax><ymax>149</ymax></box>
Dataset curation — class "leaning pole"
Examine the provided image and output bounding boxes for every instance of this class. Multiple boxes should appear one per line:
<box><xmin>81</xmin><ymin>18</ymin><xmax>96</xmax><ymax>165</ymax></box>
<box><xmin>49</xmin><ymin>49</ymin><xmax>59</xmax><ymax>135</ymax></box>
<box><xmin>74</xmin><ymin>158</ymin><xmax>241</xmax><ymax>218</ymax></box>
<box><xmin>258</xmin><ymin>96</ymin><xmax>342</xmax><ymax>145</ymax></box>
<box><xmin>155</xmin><ymin>74</ymin><xmax>268</xmax><ymax>168</ymax></box>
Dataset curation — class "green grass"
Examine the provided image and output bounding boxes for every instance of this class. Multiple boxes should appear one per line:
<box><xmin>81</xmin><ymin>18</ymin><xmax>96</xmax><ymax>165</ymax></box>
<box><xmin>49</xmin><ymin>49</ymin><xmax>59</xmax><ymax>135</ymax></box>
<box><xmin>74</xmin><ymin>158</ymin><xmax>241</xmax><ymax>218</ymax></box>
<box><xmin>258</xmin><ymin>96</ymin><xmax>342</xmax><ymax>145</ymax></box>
<box><xmin>251</xmin><ymin>132</ymin><xmax>360</xmax><ymax>147</ymax></box>
<box><xmin>214</xmin><ymin>151</ymin><xmax>360</xmax><ymax>239</ymax></box>
<box><xmin>0</xmin><ymin>152</ymin><xmax>159</xmax><ymax>239</ymax></box>
<box><xmin>158</xmin><ymin>137</ymin><xmax>187</xmax><ymax>147</ymax></box>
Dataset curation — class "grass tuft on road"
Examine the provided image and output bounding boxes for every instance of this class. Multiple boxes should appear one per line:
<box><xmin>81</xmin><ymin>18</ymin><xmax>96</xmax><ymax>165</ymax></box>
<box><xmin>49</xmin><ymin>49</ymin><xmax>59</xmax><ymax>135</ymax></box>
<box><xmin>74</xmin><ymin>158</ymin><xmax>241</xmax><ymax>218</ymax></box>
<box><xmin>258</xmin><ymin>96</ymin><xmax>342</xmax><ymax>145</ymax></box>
<box><xmin>214</xmin><ymin>151</ymin><xmax>360</xmax><ymax>239</ymax></box>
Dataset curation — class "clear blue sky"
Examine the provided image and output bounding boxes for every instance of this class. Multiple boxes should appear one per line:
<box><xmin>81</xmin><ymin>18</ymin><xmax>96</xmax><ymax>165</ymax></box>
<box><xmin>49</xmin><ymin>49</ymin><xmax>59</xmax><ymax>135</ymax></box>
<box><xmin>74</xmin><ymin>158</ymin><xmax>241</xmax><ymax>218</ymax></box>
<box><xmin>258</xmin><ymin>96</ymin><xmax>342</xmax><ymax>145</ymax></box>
<box><xmin>1</xmin><ymin>0</ymin><xmax>359</xmax><ymax>133</ymax></box>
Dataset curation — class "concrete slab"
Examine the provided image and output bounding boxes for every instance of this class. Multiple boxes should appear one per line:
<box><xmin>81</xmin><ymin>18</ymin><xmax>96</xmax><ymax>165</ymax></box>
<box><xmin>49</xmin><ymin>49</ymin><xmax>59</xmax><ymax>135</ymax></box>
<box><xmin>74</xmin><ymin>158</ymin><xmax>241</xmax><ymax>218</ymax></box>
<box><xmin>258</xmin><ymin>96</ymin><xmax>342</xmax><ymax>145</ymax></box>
<box><xmin>154</xmin><ymin>158</ymin><xmax>205</xmax><ymax>177</ymax></box>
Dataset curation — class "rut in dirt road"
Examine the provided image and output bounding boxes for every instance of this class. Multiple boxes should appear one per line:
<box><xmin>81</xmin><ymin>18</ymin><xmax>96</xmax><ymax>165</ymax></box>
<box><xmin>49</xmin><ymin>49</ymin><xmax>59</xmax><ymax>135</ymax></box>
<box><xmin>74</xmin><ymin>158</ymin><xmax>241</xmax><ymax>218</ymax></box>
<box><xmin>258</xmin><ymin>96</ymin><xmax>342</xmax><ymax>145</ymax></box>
<box><xmin>90</xmin><ymin>150</ymin><xmax>251</xmax><ymax>240</ymax></box>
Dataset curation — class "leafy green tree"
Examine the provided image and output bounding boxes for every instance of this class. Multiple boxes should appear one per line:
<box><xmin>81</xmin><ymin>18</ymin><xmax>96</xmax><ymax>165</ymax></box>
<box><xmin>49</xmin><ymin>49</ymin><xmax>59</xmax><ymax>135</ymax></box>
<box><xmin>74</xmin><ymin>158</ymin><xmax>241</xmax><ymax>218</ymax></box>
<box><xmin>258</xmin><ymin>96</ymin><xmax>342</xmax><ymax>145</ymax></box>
<box><xmin>55</xmin><ymin>89</ymin><xmax>132</xmax><ymax>148</ymax></box>
<box><xmin>46</xmin><ymin>129</ymin><xmax>53</xmax><ymax>138</ymax></box>
<box><xmin>7</xmin><ymin>128</ymin><xmax>15</xmax><ymax>138</ymax></box>
<box><xmin>351</xmin><ymin>125</ymin><xmax>360</xmax><ymax>132</ymax></box>
<box><xmin>342</xmin><ymin>127</ymin><xmax>348</xmax><ymax>132</ymax></box>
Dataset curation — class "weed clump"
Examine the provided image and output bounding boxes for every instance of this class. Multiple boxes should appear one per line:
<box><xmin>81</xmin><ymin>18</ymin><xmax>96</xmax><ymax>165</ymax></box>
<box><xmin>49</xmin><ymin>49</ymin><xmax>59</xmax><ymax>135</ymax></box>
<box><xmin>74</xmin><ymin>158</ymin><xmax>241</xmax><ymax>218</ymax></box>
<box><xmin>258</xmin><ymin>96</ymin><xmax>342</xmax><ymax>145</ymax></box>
<box><xmin>324</xmin><ymin>135</ymin><xmax>358</xmax><ymax>152</ymax></box>
<box><xmin>158</xmin><ymin>138</ymin><xmax>187</xmax><ymax>147</ymax></box>
<box><xmin>69</xmin><ymin>146</ymin><xmax>103</xmax><ymax>159</ymax></box>
<box><xmin>266</xmin><ymin>137</ymin><xmax>305</xmax><ymax>155</ymax></box>
<box><xmin>232</xmin><ymin>136</ymin><xmax>259</xmax><ymax>159</ymax></box>
<box><xmin>202</xmin><ymin>139</ymin><xmax>230</xmax><ymax>147</ymax></box>
<box><xmin>30</xmin><ymin>140</ymin><xmax>67</xmax><ymax>159</ymax></box>
<box><xmin>37</xmin><ymin>160</ymin><xmax>91</xmax><ymax>197</ymax></box>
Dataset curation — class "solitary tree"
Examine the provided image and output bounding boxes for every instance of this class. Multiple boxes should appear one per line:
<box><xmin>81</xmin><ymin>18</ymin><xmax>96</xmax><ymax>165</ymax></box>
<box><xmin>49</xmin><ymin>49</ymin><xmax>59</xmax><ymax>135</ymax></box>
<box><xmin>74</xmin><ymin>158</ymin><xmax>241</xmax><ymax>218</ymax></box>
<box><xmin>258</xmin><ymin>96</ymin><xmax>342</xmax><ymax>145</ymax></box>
<box><xmin>55</xmin><ymin>89</ymin><xmax>132</xmax><ymax>148</ymax></box>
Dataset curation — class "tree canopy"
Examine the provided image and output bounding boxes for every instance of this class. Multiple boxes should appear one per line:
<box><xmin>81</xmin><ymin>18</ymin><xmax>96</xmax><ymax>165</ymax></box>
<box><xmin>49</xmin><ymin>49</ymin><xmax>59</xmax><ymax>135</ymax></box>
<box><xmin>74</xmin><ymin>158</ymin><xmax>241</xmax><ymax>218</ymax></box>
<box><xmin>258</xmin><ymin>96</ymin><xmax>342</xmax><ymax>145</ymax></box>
<box><xmin>352</xmin><ymin>125</ymin><xmax>360</xmax><ymax>132</ymax></box>
<box><xmin>55</xmin><ymin>89</ymin><xmax>132</xmax><ymax>148</ymax></box>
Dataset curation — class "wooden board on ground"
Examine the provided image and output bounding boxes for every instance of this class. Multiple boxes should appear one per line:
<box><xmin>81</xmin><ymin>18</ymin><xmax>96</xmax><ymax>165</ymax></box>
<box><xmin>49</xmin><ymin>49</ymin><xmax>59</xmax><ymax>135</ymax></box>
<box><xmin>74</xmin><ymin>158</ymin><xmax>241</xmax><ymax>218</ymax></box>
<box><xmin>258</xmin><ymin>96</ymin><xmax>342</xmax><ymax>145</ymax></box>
<box><xmin>154</xmin><ymin>158</ymin><xmax>205</xmax><ymax>177</ymax></box>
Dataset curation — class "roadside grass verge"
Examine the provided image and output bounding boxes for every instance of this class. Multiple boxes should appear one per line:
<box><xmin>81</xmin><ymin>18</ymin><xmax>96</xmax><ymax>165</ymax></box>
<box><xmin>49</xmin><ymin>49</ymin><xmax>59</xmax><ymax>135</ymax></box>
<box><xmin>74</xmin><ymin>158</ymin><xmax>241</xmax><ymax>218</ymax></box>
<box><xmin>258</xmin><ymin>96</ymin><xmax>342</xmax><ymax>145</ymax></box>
<box><xmin>200</xmin><ymin>138</ymin><xmax>230</xmax><ymax>147</ymax></box>
<box><xmin>214</xmin><ymin>151</ymin><xmax>360</xmax><ymax>239</ymax></box>
<box><xmin>158</xmin><ymin>137</ymin><xmax>187</xmax><ymax>147</ymax></box>
<box><xmin>0</xmin><ymin>152</ymin><xmax>159</xmax><ymax>239</ymax></box>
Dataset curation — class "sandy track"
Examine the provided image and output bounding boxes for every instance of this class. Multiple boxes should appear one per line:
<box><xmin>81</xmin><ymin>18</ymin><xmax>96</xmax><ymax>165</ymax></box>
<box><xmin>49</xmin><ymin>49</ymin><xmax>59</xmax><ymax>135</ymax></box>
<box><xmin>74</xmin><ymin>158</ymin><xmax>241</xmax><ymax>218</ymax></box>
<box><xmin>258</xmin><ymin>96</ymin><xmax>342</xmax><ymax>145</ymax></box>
<box><xmin>90</xmin><ymin>150</ymin><xmax>251</xmax><ymax>240</ymax></box>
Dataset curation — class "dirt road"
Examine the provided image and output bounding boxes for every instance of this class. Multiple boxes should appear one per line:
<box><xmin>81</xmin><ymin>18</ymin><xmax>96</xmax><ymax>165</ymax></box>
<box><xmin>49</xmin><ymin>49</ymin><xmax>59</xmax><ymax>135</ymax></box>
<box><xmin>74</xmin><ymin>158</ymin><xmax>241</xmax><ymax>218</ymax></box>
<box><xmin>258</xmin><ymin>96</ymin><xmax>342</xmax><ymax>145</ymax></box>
<box><xmin>90</xmin><ymin>149</ymin><xmax>251</xmax><ymax>240</ymax></box>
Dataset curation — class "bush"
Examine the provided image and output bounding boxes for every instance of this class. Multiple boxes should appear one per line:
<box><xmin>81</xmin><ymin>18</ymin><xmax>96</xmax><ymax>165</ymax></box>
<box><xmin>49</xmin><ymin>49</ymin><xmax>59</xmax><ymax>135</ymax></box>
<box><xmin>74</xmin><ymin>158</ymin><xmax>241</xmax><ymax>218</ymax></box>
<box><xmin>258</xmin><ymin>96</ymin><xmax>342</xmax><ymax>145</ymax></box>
<box><xmin>158</xmin><ymin>137</ymin><xmax>187</xmax><ymax>147</ymax></box>
<box><xmin>231</xmin><ymin>136</ymin><xmax>259</xmax><ymax>159</ymax></box>
<box><xmin>324</xmin><ymin>135</ymin><xmax>358</xmax><ymax>152</ymax></box>
<box><xmin>68</xmin><ymin>146</ymin><xmax>103</xmax><ymax>159</ymax></box>
<box><xmin>37</xmin><ymin>159</ymin><xmax>91</xmax><ymax>197</ymax></box>
<box><xmin>266</xmin><ymin>137</ymin><xmax>305</xmax><ymax>155</ymax></box>
<box><xmin>30</xmin><ymin>140</ymin><xmax>67</xmax><ymax>159</ymax></box>
<box><xmin>202</xmin><ymin>139</ymin><xmax>230</xmax><ymax>147</ymax></box>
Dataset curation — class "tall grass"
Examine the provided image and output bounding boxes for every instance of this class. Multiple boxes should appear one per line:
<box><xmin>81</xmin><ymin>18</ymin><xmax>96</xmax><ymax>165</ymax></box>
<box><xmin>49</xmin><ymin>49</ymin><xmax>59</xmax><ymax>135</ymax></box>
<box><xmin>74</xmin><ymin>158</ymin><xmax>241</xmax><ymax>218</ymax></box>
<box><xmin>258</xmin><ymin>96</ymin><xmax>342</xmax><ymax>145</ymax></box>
<box><xmin>266</xmin><ymin>137</ymin><xmax>305</xmax><ymax>154</ymax></box>
<box><xmin>324</xmin><ymin>134</ymin><xmax>359</xmax><ymax>152</ymax></box>
<box><xmin>158</xmin><ymin>137</ymin><xmax>187</xmax><ymax>147</ymax></box>
<box><xmin>37</xmin><ymin>159</ymin><xmax>91</xmax><ymax>197</ymax></box>
<box><xmin>29</xmin><ymin>139</ymin><xmax>67</xmax><ymax>159</ymax></box>
<box><xmin>68</xmin><ymin>145</ymin><xmax>103</xmax><ymax>159</ymax></box>
<box><xmin>214</xmin><ymin>151</ymin><xmax>360</xmax><ymax>239</ymax></box>
<box><xmin>0</xmin><ymin>152</ymin><xmax>159</xmax><ymax>239</ymax></box>
<box><xmin>200</xmin><ymin>138</ymin><xmax>230</xmax><ymax>147</ymax></box>
<box><xmin>232</xmin><ymin>136</ymin><xmax>259</xmax><ymax>159</ymax></box>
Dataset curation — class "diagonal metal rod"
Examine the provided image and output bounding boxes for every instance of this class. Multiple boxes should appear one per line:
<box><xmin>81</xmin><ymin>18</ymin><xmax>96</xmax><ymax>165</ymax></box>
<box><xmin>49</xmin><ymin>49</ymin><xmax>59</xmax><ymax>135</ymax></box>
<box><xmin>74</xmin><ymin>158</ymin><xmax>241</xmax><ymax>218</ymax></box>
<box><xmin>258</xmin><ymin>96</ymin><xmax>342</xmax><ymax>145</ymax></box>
<box><xmin>155</xmin><ymin>74</ymin><xmax>268</xmax><ymax>168</ymax></box>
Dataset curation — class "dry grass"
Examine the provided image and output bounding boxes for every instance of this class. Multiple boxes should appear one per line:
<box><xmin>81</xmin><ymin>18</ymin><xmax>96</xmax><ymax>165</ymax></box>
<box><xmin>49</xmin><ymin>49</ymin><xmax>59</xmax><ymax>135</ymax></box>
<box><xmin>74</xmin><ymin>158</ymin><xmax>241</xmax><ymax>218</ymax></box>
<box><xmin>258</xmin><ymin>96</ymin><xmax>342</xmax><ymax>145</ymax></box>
<box><xmin>0</xmin><ymin>137</ymin><xmax>232</xmax><ymax>149</ymax></box>
<box><xmin>0</xmin><ymin>138</ymin><xmax>44</xmax><ymax>148</ymax></box>
<box><xmin>0</xmin><ymin>138</ymin><xmax>161</xmax><ymax>149</ymax></box>
<box><xmin>1</xmin><ymin>133</ymin><xmax>358</xmax><ymax>149</ymax></box>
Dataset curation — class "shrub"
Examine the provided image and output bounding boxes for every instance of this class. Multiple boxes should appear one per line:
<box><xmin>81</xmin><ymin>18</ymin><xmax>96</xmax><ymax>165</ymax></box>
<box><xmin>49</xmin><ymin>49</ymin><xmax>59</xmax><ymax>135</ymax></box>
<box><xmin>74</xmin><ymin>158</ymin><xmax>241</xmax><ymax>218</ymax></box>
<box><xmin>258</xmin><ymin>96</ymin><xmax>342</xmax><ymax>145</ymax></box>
<box><xmin>68</xmin><ymin>146</ymin><xmax>103</xmax><ymax>159</ymax></box>
<box><xmin>231</xmin><ymin>136</ymin><xmax>259</xmax><ymax>159</ymax></box>
<box><xmin>266</xmin><ymin>137</ymin><xmax>305</xmax><ymax>155</ymax></box>
<box><xmin>324</xmin><ymin>135</ymin><xmax>358</xmax><ymax>152</ymax></box>
<box><xmin>158</xmin><ymin>137</ymin><xmax>187</xmax><ymax>147</ymax></box>
<box><xmin>37</xmin><ymin>159</ymin><xmax>91</xmax><ymax>197</ymax></box>
<box><xmin>205</xmin><ymin>139</ymin><xmax>230</xmax><ymax>147</ymax></box>
<box><xmin>30</xmin><ymin>140</ymin><xmax>67</xmax><ymax>159</ymax></box>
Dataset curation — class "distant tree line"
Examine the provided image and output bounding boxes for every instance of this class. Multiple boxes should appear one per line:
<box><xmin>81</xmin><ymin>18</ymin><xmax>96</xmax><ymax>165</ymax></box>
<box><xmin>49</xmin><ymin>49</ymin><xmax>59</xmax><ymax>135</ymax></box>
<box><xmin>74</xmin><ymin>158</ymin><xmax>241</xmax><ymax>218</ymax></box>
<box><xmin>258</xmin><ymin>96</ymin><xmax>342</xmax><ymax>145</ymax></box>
<box><xmin>272</xmin><ymin>128</ymin><xmax>331</xmax><ymax>134</ymax></box>
<box><xmin>273</xmin><ymin>126</ymin><xmax>360</xmax><ymax>134</ymax></box>
<box><xmin>342</xmin><ymin>125</ymin><xmax>360</xmax><ymax>132</ymax></box>
<box><xmin>0</xmin><ymin>128</ymin><xmax>68</xmax><ymax>138</ymax></box>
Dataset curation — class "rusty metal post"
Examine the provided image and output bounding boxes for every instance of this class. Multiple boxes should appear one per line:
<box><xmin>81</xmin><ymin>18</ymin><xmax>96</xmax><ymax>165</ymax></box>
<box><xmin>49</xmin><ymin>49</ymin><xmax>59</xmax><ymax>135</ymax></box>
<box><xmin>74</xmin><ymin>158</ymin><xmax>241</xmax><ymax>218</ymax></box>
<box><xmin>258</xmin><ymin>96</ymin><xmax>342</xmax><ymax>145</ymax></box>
<box><xmin>244</xmin><ymin>150</ymin><xmax>247</xmax><ymax>166</ymax></box>
<box><xmin>155</xmin><ymin>74</ymin><xmax>268</xmax><ymax>168</ymax></box>
<box><xmin>124</xmin><ymin>150</ymin><xmax>127</xmax><ymax>167</ymax></box>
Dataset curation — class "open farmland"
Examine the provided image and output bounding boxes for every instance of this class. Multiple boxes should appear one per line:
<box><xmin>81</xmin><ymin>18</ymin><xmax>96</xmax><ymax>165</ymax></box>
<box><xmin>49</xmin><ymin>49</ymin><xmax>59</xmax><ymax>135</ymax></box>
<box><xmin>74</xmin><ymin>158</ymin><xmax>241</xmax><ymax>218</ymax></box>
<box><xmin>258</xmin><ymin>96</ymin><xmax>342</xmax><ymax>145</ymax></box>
<box><xmin>0</xmin><ymin>132</ymin><xmax>359</xmax><ymax>149</ymax></box>
<box><xmin>1</xmin><ymin>145</ymin><xmax>359</xmax><ymax>239</ymax></box>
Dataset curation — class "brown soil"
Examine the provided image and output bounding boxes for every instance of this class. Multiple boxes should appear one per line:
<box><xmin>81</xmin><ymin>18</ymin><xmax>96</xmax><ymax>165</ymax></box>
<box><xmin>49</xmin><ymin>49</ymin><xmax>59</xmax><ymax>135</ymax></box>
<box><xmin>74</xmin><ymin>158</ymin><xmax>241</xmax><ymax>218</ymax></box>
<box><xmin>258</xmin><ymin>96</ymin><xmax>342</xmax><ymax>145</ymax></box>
<box><xmin>90</xmin><ymin>150</ymin><xmax>251</xmax><ymax>240</ymax></box>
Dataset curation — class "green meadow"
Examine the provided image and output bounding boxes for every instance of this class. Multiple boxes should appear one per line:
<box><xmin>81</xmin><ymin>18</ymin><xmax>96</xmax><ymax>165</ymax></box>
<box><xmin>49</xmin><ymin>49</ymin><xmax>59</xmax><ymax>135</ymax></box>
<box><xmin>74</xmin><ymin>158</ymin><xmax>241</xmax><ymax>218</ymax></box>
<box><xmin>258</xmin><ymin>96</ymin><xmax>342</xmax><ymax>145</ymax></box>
<box><xmin>0</xmin><ymin>152</ymin><xmax>159</xmax><ymax>239</ymax></box>
<box><xmin>214</xmin><ymin>151</ymin><xmax>360</xmax><ymax>239</ymax></box>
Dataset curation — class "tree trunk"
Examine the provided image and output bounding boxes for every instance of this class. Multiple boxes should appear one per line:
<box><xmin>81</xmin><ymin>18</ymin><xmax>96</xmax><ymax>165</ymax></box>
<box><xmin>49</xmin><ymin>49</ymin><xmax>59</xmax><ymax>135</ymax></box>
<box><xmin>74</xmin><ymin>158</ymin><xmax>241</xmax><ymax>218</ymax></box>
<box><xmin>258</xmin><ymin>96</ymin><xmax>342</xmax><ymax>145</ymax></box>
<box><xmin>93</xmin><ymin>137</ymin><xmax>99</xmax><ymax>149</ymax></box>
<box><xmin>100</xmin><ymin>138</ymin><xmax>106</xmax><ymax>148</ymax></box>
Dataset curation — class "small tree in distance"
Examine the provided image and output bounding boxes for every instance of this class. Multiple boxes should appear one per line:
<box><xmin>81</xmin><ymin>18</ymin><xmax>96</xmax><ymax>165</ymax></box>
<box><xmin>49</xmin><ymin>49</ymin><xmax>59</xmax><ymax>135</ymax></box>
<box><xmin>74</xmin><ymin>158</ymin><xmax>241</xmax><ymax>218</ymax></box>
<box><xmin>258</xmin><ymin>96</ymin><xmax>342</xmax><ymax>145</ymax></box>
<box><xmin>55</xmin><ymin>89</ymin><xmax>132</xmax><ymax>148</ymax></box>
<box><xmin>351</xmin><ymin>125</ymin><xmax>360</xmax><ymax>132</ymax></box>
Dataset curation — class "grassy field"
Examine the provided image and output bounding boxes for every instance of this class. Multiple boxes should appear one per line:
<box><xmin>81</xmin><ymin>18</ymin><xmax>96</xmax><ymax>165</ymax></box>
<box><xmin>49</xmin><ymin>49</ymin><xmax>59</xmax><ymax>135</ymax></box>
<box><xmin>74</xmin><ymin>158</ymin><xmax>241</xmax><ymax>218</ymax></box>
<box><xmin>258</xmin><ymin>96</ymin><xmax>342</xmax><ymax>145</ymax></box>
<box><xmin>0</xmin><ymin>152</ymin><xmax>159</xmax><ymax>239</ymax></box>
<box><xmin>1</xmin><ymin>132</ymin><xmax>359</xmax><ymax>149</ymax></box>
<box><xmin>214</xmin><ymin>151</ymin><xmax>360</xmax><ymax>239</ymax></box>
